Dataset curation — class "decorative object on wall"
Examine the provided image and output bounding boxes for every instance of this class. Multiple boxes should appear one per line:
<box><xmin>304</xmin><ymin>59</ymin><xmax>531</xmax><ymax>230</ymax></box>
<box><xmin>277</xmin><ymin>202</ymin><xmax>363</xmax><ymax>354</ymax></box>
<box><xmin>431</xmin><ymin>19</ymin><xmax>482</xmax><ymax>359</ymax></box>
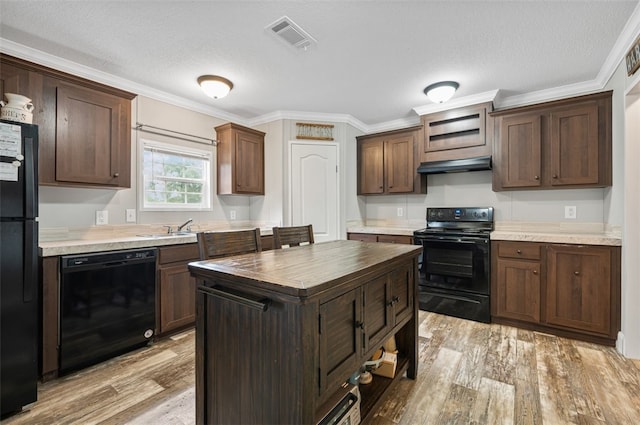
<box><xmin>296</xmin><ymin>122</ymin><xmax>334</xmax><ymax>140</ymax></box>
<box><xmin>626</xmin><ymin>34</ymin><xmax>640</xmax><ymax>76</ymax></box>
<box><xmin>197</xmin><ymin>75</ymin><xmax>233</xmax><ymax>99</ymax></box>
<box><xmin>0</xmin><ymin>93</ymin><xmax>34</xmax><ymax>123</ymax></box>
<box><xmin>423</xmin><ymin>81</ymin><xmax>459</xmax><ymax>103</ymax></box>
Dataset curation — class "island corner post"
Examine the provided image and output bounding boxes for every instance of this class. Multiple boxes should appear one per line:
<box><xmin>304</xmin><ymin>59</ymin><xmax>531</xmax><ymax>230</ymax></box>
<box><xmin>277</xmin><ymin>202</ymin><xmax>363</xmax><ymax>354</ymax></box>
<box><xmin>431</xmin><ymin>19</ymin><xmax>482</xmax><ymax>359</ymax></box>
<box><xmin>189</xmin><ymin>240</ymin><xmax>421</xmax><ymax>424</ymax></box>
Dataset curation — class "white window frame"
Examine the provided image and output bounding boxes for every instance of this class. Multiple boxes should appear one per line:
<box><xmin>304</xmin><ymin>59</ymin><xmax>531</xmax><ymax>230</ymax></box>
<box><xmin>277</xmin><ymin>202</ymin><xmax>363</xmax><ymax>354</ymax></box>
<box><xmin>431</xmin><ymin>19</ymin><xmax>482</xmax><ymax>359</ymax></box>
<box><xmin>139</xmin><ymin>139</ymin><xmax>212</xmax><ymax>212</ymax></box>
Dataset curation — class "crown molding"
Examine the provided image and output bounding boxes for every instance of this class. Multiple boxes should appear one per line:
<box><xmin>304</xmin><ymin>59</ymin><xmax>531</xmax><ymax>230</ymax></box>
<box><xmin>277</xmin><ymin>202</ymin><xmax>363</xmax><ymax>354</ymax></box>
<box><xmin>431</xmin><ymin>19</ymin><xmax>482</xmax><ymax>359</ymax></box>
<box><xmin>496</xmin><ymin>3</ymin><xmax>640</xmax><ymax>109</ymax></box>
<box><xmin>364</xmin><ymin>116</ymin><xmax>422</xmax><ymax>134</ymax></box>
<box><xmin>495</xmin><ymin>80</ymin><xmax>604</xmax><ymax>110</ymax></box>
<box><xmin>0</xmin><ymin>38</ymin><xmax>249</xmax><ymax>125</ymax></box>
<box><xmin>247</xmin><ymin>110</ymin><xmax>370</xmax><ymax>132</ymax></box>
<box><xmin>3</xmin><ymin>0</ymin><xmax>640</xmax><ymax>132</ymax></box>
<box><xmin>412</xmin><ymin>89</ymin><xmax>500</xmax><ymax>116</ymax></box>
<box><xmin>600</xmin><ymin>1</ymin><xmax>640</xmax><ymax>86</ymax></box>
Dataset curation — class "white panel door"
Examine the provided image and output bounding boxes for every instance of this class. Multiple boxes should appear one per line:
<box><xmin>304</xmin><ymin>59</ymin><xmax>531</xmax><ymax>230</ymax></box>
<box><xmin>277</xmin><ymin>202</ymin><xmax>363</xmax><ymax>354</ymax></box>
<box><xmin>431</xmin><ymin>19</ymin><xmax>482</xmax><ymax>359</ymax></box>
<box><xmin>290</xmin><ymin>142</ymin><xmax>339</xmax><ymax>243</ymax></box>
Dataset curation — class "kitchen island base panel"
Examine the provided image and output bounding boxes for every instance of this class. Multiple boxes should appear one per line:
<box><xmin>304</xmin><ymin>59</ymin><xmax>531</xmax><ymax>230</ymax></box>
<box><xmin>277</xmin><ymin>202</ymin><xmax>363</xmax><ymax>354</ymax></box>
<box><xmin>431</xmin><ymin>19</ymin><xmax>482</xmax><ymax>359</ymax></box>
<box><xmin>190</xmin><ymin>240</ymin><xmax>420</xmax><ymax>425</ymax></box>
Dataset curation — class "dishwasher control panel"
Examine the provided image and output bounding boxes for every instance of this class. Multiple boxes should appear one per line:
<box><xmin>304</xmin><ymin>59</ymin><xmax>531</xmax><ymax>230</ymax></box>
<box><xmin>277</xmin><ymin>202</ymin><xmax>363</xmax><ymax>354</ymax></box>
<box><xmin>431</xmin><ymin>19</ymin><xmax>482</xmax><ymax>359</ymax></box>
<box><xmin>61</xmin><ymin>248</ymin><xmax>157</xmax><ymax>269</ymax></box>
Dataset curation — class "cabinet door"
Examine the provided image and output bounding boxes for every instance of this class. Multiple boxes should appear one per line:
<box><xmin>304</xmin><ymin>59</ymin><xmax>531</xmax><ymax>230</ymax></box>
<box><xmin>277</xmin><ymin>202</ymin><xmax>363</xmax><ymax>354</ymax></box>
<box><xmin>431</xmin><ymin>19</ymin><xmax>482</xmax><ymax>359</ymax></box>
<box><xmin>362</xmin><ymin>275</ymin><xmax>392</xmax><ymax>352</ymax></box>
<box><xmin>385</xmin><ymin>134</ymin><xmax>414</xmax><ymax>193</ymax></box>
<box><xmin>494</xmin><ymin>258</ymin><xmax>541</xmax><ymax>323</ymax></box>
<box><xmin>159</xmin><ymin>263</ymin><xmax>196</xmax><ymax>334</ymax></box>
<box><xmin>423</xmin><ymin>104</ymin><xmax>488</xmax><ymax>152</ymax></box>
<box><xmin>549</xmin><ymin>103</ymin><xmax>599</xmax><ymax>186</ymax></box>
<box><xmin>319</xmin><ymin>288</ymin><xmax>362</xmax><ymax>394</ymax></box>
<box><xmin>358</xmin><ymin>138</ymin><xmax>384</xmax><ymax>194</ymax></box>
<box><xmin>235</xmin><ymin>129</ymin><xmax>264</xmax><ymax>194</ymax></box>
<box><xmin>389</xmin><ymin>264</ymin><xmax>413</xmax><ymax>325</ymax></box>
<box><xmin>498</xmin><ymin>113</ymin><xmax>542</xmax><ymax>188</ymax></box>
<box><xmin>55</xmin><ymin>83</ymin><xmax>129</xmax><ymax>186</ymax></box>
<box><xmin>545</xmin><ymin>245</ymin><xmax>611</xmax><ymax>335</ymax></box>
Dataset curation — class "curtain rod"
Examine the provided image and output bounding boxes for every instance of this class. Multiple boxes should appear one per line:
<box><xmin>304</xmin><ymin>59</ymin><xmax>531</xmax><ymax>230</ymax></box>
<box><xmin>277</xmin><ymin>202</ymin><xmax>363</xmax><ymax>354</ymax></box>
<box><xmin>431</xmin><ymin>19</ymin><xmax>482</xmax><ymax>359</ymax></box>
<box><xmin>133</xmin><ymin>123</ymin><xmax>217</xmax><ymax>146</ymax></box>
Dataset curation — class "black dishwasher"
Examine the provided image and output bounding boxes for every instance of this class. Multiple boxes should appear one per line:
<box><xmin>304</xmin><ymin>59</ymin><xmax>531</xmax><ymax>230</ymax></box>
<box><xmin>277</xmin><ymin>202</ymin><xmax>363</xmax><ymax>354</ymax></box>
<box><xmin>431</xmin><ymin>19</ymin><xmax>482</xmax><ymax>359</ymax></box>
<box><xmin>59</xmin><ymin>248</ymin><xmax>157</xmax><ymax>375</ymax></box>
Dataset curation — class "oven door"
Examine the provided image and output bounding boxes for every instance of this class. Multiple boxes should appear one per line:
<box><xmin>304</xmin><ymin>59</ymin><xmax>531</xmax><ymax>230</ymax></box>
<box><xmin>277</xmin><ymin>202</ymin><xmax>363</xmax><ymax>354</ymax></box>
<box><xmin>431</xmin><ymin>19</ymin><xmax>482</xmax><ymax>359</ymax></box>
<box><xmin>414</xmin><ymin>234</ymin><xmax>490</xmax><ymax>322</ymax></box>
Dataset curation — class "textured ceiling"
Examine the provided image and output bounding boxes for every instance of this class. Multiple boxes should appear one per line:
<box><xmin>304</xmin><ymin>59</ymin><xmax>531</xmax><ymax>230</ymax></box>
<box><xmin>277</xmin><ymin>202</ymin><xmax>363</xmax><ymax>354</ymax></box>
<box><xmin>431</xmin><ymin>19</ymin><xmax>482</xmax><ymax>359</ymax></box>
<box><xmin>1</xmin><ymin>1</ymin><xmax>639</xmax><ymax>127</ymax></box>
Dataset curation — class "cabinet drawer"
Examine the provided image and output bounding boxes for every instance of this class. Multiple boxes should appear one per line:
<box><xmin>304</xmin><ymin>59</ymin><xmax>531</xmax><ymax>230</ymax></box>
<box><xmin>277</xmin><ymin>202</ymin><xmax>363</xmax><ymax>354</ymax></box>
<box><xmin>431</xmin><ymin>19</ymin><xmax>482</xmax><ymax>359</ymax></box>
<box><xmin>497</xmin><ymin>241</ymin><xmax>541</xmax><ymax>260</ymax></box>
<box><xmin>348</xmin><ymin>233</ymin><xmax>378</xmax><ymax>243</ymax></box>
<box><xmin>377</xmin><ymin>235</ymin><xmax>412</xmax><ymax>244</ymax></box>
<box><xmin>158</xmin><ymin>243</ymin><xmax>200</xmax><ymax>264</ymax></box>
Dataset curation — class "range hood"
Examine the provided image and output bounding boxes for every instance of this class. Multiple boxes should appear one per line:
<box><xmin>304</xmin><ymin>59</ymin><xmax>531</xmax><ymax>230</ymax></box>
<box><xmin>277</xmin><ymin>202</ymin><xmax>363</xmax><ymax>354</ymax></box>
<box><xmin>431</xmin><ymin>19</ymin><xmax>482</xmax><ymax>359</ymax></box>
<box><xmin>417</xmin><ymin>156</ymin><xmax>492</xmax><ymax>174</ymax></box>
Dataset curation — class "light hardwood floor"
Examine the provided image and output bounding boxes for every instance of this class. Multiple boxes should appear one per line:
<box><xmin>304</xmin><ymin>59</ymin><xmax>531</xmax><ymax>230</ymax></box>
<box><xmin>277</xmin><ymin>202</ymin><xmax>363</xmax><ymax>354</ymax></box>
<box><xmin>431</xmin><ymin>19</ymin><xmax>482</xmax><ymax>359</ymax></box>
<box><xmin>3</xmin><ymin>311</ymin><xmax>640</xmax><ymax>425</ymax></box>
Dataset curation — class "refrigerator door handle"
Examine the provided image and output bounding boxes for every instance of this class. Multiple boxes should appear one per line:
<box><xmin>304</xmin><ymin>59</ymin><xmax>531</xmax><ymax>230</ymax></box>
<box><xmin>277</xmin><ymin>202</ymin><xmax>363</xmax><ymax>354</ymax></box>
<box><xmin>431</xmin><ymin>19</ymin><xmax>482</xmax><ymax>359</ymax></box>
<box><xmin>23</xmin><ymin>220</ymin><xmax>37</xmax><ymax>303</ymax></box>
<box><xmin>24</xmin><ymin>136</ymin><xmax>38</xmax><ymax>218</ymax></box>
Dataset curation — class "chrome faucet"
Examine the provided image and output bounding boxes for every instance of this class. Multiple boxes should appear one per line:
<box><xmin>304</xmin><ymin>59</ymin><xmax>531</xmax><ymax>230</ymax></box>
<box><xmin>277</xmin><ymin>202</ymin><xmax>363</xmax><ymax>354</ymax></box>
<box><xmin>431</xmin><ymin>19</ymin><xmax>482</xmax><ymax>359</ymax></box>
<box><xmin>177</xmin><ymin>218</ymin><xmax>193</xmax><ymax>232</ymax></box>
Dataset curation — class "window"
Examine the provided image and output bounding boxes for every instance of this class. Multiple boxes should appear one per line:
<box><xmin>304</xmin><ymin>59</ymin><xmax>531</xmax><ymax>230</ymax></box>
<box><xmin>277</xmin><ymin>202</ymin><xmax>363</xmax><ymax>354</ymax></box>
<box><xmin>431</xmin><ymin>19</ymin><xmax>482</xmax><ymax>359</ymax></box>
<box><xmin>141</xmin><ymin>140</ymin><xmax>212</xmax><ymax>211</ymax></box>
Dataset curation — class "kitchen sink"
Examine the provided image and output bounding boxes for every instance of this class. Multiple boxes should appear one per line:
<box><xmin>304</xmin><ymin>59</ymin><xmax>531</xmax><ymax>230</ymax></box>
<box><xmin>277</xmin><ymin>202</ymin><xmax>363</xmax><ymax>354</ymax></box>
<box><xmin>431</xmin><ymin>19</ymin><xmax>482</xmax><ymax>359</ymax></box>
<box><xmin>136</xmin><ymin>232</ymin><xmax>195</xmax><ymax>238</ymax></box>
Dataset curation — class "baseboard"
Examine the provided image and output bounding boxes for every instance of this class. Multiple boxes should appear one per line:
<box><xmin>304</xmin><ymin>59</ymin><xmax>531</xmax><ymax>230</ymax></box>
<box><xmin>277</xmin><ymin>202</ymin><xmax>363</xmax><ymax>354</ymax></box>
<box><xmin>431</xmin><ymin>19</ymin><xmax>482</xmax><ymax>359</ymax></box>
<box><xmin>616</xmin><ymin>331</ymin><xmax>625</xmax><ymax>355</ymax></box>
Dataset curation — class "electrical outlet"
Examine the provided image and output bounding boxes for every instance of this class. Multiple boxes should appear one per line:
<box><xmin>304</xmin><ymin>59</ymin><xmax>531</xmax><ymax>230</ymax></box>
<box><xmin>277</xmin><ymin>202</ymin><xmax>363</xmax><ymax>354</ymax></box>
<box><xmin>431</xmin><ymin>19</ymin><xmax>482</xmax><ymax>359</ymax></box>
<box><xmin>565</xmin><ymin>206</ymin><xmax>577</xmax><ymax>219</ymax></box>
<box><xmin>230</xmin><ymin>210</ymin><xmax>236</xmax><ymax>220</ymax></box>
<box><xmin>96</xmin><ymin>210</ymin><xmax>109</xmax><ymax>225</ymax></box>
<box><xmin>397</xmin><ymin>207</ymin><xmax>404</xmax><ymax>217</ymax></box>
<box><xmin>126</xmin><ymin>209</ymin><xmax>136</xmax><ymax>223</ymax></box>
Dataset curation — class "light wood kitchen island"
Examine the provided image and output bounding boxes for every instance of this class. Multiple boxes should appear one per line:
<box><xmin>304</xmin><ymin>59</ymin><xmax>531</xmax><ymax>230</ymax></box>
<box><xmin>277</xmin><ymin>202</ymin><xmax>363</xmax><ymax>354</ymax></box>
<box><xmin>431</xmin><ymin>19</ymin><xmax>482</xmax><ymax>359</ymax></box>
<box><xmin>188</xmin><ymin>239</ymin><xmax>421</xmax><ymax>425</ymax></box>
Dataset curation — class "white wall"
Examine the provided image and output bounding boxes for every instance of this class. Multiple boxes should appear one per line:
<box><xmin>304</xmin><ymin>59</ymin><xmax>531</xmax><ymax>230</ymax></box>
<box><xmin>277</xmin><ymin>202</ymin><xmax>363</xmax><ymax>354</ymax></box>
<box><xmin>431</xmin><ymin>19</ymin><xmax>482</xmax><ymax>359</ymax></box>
<box><xmin>362</xmin><ymin>162</ymin><xmax>611</xmax><ymax>226</ymax></box>
<box><xmin>39</xmin><ymin>96</ymin><xmax>254</xmax><ymax>230</ymax></box>
<box><xmin>251</xmin><ymin>120</ymin><xmax>284</xmax><ymax>226</ymax></box>
<box><xmin>622</xmin><ymin>72</ymin><xmax>640</xmax><ymax>358</ymax></box>
<box><xmin>250</xmin><ymin>119</ymin><xmax>363</xmax><ymax>238</ymax></box>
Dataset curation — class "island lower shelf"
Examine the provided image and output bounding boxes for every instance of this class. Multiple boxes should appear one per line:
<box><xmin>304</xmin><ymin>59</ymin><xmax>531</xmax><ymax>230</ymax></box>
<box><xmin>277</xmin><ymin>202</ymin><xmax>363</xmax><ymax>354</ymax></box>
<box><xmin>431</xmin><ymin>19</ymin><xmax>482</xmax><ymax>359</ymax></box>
<box><xmin>189</xmin><ymin>240</ymin><xmax>421</xmax><ymax>425</ymax></box>
<box><xmin>359</xmin><ymin>355</ymin><xmax>409</xmax><ymax>423</ymax></box>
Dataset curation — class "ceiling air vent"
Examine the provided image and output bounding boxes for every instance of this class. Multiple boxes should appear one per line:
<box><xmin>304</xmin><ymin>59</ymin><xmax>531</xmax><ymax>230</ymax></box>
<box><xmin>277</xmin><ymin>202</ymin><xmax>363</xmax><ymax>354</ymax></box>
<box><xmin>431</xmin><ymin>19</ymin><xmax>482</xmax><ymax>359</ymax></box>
<box><xmin>267</xmin><ymin>16</ymin><xmax>316</xmax><ymax>50</ymax></box>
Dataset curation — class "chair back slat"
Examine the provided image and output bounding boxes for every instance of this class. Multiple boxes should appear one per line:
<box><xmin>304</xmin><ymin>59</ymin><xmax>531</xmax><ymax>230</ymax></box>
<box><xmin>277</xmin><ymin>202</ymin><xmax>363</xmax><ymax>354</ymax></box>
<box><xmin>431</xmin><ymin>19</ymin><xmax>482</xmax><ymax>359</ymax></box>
<box><xmin>272</xmin><ymin>225</ymin><xmax>314</xmax><ymax>249</ymax></box>
<box><xmin>197</xmin><ymin>228</ymin><xmax>262</xmax><ymax>260</ymax></box>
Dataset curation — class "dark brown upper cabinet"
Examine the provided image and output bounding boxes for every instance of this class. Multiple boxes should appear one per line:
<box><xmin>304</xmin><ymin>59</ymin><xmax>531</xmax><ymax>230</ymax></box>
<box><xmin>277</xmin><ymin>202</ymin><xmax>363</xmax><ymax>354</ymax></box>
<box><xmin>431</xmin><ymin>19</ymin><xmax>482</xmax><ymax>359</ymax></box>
<box><xmin>214</xmin><ymin>122</ymin><xmax>265</xmax><ymax>195</ymax></box>
<box><xmin>356</xmin><ymin>126</ymin><xmax>425</xmax><ymax>195</ymax></box>
<box><xmin>0</xmin><ymin>54</ymin><xmax>135</xmax><ymax>189</ymax></box>
<box><xmin>491</xmin><ymin>91</ymin><xmax>612</xmax><ymax>191</ymax></box>
<box><xmin>420</xmin><ymin>102</ymin><xmax>493</xmax><ymax>162</ymax></box>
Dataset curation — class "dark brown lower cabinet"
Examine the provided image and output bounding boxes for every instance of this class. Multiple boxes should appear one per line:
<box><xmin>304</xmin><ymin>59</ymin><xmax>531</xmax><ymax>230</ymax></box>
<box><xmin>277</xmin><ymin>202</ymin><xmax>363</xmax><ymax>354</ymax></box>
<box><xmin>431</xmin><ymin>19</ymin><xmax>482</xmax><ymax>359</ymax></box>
<box><xmin>546</xmin><ymin>244</ymin><xmax>615</xmax><ymax>336</ymax></box>
<box><xmin>190</xmin><ymin>240</ymin><xmax>420</xmax><ymax>425</ymax></box>
<box><xmin>157</xmin><ymin>243</ymin><xmax>199</xmax><ymax>335</ymax></box>
<box><xmin>348</xmin><ymin>232</ymin><xmax>413</xmax><ymax>244</ymax></box>
<box><xmin>492</xmin><ymin>240</ymin><xmax>620</xmax><ymax>346</ymax></box>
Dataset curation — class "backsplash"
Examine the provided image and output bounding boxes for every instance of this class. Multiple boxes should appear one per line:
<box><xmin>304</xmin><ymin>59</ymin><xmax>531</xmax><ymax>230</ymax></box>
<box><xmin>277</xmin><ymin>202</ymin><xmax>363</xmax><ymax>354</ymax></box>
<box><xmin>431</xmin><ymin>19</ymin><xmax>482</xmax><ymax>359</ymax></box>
<box><xmin>39</xmin><ymin>220</ymin><xmax>279</xmax><ymax>242</ymax></box>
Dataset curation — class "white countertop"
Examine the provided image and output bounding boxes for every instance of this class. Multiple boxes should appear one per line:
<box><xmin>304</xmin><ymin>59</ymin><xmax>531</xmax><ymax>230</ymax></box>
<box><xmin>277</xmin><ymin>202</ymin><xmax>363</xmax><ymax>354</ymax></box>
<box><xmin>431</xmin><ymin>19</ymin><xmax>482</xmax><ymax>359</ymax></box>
<box><xmin>347</xmin><ymin>221</ymin><xmax>622</xmax><ymax>247</ymax></box>
<box><xmin>39</xmin><ymin>234</ymin><xmax>198</xmax><ymax>257</ymax></box>
<box><xmin>346</xmin><ymin>226</ymin><xmax>417</xmax><ymax>236</ymax></box>
<box><xmin>39</xmin><ymin>226</ymin><xmax>274</xmax><ymax>257</ymax></box>
<box><xmin>41</xmin><ymin>221</ymin><xmax>622</xmax><ymax>257</ymax></box>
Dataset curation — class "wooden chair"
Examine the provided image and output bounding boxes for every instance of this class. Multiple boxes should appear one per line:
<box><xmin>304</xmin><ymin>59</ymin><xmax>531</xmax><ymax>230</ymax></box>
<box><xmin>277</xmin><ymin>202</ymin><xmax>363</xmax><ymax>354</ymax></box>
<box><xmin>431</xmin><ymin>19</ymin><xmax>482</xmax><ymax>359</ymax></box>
<box><xmin>197</xmin><ymin>228</ymin><xmax>262</xmax><ymax>260</ymax></box>
<box><xmin>272</xmin><ymin>224</ymin><xmax>314</xmax><ymax>249</ymax></box>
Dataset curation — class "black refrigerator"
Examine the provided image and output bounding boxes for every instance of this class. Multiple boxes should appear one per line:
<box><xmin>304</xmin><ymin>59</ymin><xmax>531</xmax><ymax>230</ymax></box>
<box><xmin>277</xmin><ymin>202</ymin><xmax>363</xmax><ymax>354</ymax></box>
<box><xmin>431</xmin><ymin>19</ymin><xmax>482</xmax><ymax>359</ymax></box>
<box><xmin>0</xmin><ymin>120</ymin><xmax>38</xmax><ymax>417</ymax></box>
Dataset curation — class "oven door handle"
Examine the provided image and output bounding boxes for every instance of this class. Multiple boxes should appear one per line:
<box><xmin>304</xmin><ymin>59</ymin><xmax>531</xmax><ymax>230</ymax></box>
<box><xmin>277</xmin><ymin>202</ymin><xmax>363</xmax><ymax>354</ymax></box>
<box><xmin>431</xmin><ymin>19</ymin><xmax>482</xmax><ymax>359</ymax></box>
<box><xmin>416</xmin><ymin>237</ymin><xmax>487</xmax><ymax>244</ymax></box>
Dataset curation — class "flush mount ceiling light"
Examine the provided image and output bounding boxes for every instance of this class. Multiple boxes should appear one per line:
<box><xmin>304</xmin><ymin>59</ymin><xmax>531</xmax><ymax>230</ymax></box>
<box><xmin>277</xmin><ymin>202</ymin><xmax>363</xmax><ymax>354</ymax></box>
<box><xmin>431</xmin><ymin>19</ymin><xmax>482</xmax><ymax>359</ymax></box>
<box><xmin>198</xmin><ymin>75</ymin><xmax>234</xmax><ymax>99</ymax></box>
<box><xmin>424</xmin><ymin>81</ymin><xmax>459</xmax><ymax>103</ymax></box>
